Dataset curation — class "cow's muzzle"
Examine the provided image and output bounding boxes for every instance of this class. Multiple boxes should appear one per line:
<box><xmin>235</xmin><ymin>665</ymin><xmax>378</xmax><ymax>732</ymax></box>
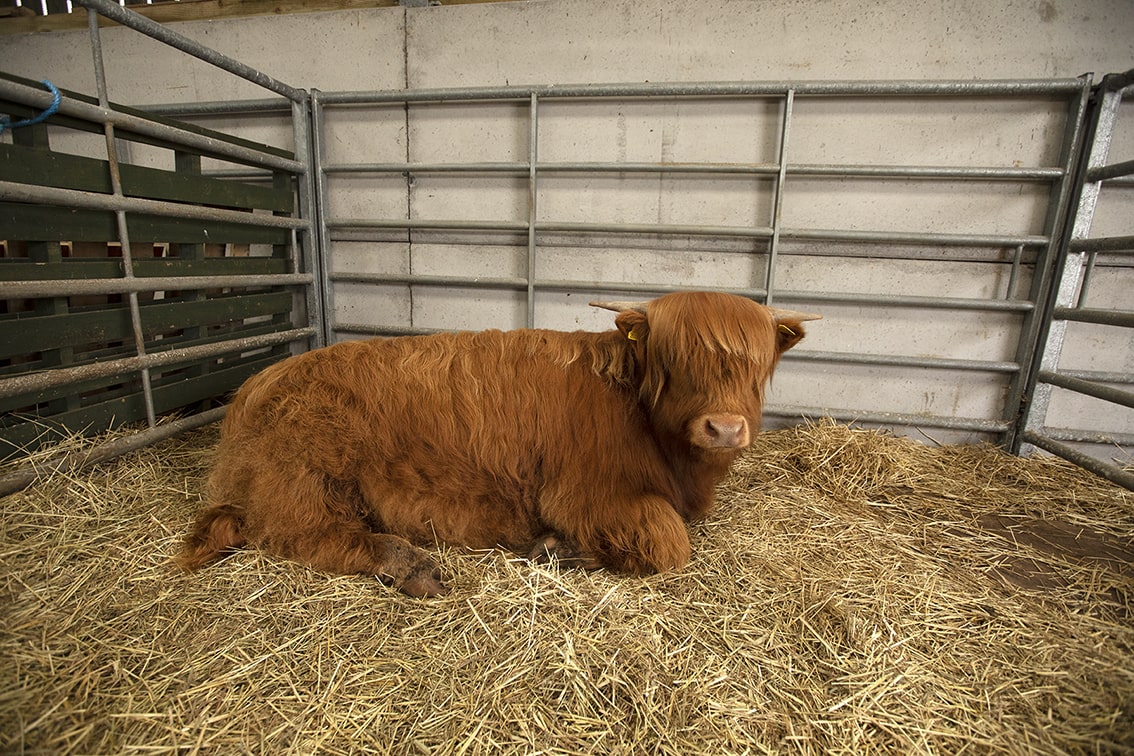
<box><xmin>692</xmin><ymin>414</ymin><xmax>750</xmax><ymax>450</ymax></box>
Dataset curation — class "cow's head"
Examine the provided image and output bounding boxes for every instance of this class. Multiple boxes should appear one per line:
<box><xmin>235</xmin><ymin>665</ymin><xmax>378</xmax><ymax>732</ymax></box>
<box><xmin>592</xmin><ymin>292</ymin><xmax>819</xmax><ymax>454</ymax></box>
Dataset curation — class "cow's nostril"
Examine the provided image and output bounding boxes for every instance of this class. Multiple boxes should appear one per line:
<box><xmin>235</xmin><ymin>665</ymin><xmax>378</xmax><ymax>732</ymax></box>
<box><xmin>700</xmin><ymin>415</ymin><xmax>749</xmax><ymax>449</ymax></box>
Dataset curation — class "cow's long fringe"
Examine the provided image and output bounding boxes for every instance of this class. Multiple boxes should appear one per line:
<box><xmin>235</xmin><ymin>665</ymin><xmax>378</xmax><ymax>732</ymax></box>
<box><xmin>2</xmin><ymin>420</ymin><xmax>1132</xmax><ymax>753</ymax></box>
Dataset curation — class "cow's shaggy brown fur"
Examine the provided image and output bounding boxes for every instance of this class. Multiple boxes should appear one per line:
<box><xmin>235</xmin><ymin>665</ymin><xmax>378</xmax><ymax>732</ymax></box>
<box><xmin>177</xmin><ymin>292</ymin><xmax>808</xmax><ymax>595</ymax></box>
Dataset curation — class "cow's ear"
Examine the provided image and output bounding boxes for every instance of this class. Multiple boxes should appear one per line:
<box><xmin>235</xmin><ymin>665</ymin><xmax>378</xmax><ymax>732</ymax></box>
<box><xmin>615</xmin><ymin>310</ymin><xmax>649</xmax><ymax>345</ymax></box>
<box><xmin>775</xmin><ymin>321</ymin><xmax>806</xmax><ymax>354</ymax></box>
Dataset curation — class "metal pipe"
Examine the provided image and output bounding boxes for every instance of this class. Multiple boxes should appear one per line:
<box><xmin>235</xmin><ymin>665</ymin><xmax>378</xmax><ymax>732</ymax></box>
<box><xmin>1070</xmin><ymin>235</ymin><xmax>1134</xmax><ymax>252</ymax></box>
<box><xmin>1052</xmin><ymin>306</ymin><xmax>1134</xmax><ymax>327</ymax></box>
<box><xmin>0</xmin><ymin>406</ymin><xmax>227</xmax><ymax>499</ymax></box>
<box><xmin>0</xmin><ymin>328</ymin><xmax>314</xmax><ymax>400</ymax></box>
<box><xmin>1037</xmin><ymin>370</ymin><xmax>1134</xmax><ymax>409</ymax></box>
<box><xmin>765</xmin><ymin>89</ymin><xmax>793</xmax><ymax>306</ymax></box>
<box><xmin>0</xmin><ymin>180</ymin><xmax>309</xmax><ymax>230</ymax></box>
<box><xmin>787</xmin><ymin>350</ymin><xmax>1020</xmax><ymax>374</ymax></box>
<box><xmin>1086</xmin><ymin>158</ymin><xmax>1134</xmax><ymax>182</ymax></box>
<box><xmin>73</xmin><ymin>0</ymin><xmax>306</xmax><ymax>103</ymax></box>
<box><xmin>4</xmin><ymin>273</ymin><xmax>313</xmax><ymax>299</ymax></box>
<box><xmin>290</xmin><ymin>96</ymin><xmax>325</xmax><ymax>349</ymax></box>
<box><xmin>526</xmin><ymin>93</ymin><xmax>539</xmax><ymax>328</ymax></box>
<box><xmin>310</xmin><ymin>91</ymin><xmax>337</xmax><ymax>347</ymax></box>
<box><xmin>1042</xmin><ymin>427</ymin><xmax>1134</xmax><ymax>446</ymax></box>
<box><xmin>325</xmin><ymin>270</ymin><xmax>1030</xmax><ymax>312</ymax></box>
<box><xmin>1021</xmin><ymin>431</ymin><xmax>1134</xmax><ymax>492</ymax></box>
<box><xmin>140</xmin><ymin>98</ymin><xmax>295</xmax><ymax>116</ymax></box>
<box><xmin>317</xmin><ymin>78</ymin><xmax>1087</xmax><ymax>105</ymax></box>
<box><xmin>87</xmin><ymin>7</ymin><xmax>157</xmax><ymax>428</ymax></box>
<box><xmin>763</xmin><ymin>404</ymin><xmax>1011</xmax><ymax>434</ymax></box>
<box><xmin>324</xmin><ymin>161</ymin><xmax>1063</xmax><ymax>181</ymax></box>
<box><xmin>0</xmin><ymin>78</ymin><xmax>305</xmax><ymax>174</ymax></box>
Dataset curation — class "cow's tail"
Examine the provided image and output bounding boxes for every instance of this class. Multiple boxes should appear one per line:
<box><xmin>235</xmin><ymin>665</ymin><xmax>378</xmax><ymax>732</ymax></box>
<box><xmin>175</xmin><ymin>504</ymin><xmax>247</xmax><ymax>571</ymax></box>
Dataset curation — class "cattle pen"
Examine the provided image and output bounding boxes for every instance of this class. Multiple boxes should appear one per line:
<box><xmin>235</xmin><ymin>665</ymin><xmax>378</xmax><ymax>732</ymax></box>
<box><xmin>1</xmin><ymin>0</ymin><xmax>1133</xmax><ymax>753</ymax></box>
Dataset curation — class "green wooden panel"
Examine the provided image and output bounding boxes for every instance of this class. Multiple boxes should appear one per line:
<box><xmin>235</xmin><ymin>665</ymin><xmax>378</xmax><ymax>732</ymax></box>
<box><xmin>0</xmin><ymin>257</ymin><xmax>290</xmax><ymax>282</ymax></box>
<box><xmin>0</xmin><ymin>321</ymin><xmax>297</xmax><ymax>412</ymax></box>
<box><xmin>0</xmin><ymin>143</ymin><xmax>294</xmax><ymax>213</ymax></box>
<box><xmin>0</xmin><ymin>291</ymin><xmax>294</xmax><ymax>359</ymax></box>
<box><xmin>0</xmin><ymin>203</ymin><xmax>291</xmax><ymax>245</ymax></box>
<box><xmin>0</xmin><ymin>72</ymin><xmax>296</xmax><ymax>167</ymax></box>
<box><xmin>0</xmin><ymin>353</ymin><xmax>283</xmax><ymax>461</ymax></box>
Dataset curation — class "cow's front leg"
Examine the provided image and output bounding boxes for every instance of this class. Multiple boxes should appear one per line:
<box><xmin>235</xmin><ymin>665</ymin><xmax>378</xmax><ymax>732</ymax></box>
<box><xmin>548</xmin><ymin>494</ymin><xmax>692</xmax><ymax>576</ymax></box>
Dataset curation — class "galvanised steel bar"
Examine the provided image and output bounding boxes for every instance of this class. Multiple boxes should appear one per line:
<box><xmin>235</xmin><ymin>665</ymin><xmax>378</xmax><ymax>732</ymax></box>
<box><xmin>4</xmin><ymin>273</ymin><xmax>313</xmax><ymax>299</ymax></box>
<box><xmin>1043</xmin><ymin>427</ymin><xmax>1134</xmax><ymax>446</ymax></box>
<box><xmin>87</xmin><ymin>7</ymin><xmax>156</xmax><ymax>428</ymax></box>
<box><xmin>0</xmin><ymin>328</ymin><xmax>315</xmax><ymax>400</ymax></box>
<box><xmin>1086</xmin><ymin>158</ymin><xmax>1134</xmax><ymax>182</ymax></box>
<box><xmin>763</xmin><ymin>404</ymin><xmax>1012</xmax><ymax>434</ymax></box>
<box><xmin>0</xmin><ymin>405</ymin><xmax>227</xmax><ymax>499</ymax></box>
<box><xmin>310</xmin><ymin>90</ymin><xmax>337</xmax><ymax>347</ymax></box>
<box><xmin>788</xmin><ymin>350</ymin><xmax>1021</xmax><ymax>374</ymax></box>
<box><xmin>322</xmin><ymin>161</ymin><xmax>1061</xmax><ymax>181</ymax></box>
<box><xmin>1021</xmin><ymin>430</ymin><xmax>1134</xmax><ymax>491</ymax></box>
<box><xmin>291</xmin><ymin>95</ymin><xmax>325</xmax><ymax>348</ymax></box>
<box><xmin>73</xmin><ymin>0</ymin><xmax>306</xmax><ymax>103</ymax></box>
<box><xmin>141</xmin><ymin>98</ymin><xmax>295</xmax><ymax>116</ymax></box>
<box><xmin>1070</xmin><ymin>235</ymin><xmax>1134</xmax><ymax>252</ymax></box>
<box><xmin>526</xmin><ymin>92</ymin><xmax>539</xmax><ymax>328</ymax></box>
<box><xmin>325</xmin><ymin>269</ymin><xmax>1031</xmax><ymax>313</ymax></box>
<box><xmin>1006</xmin><ymin>245</ymin><xmax>1025</xmax><ymax>300</ymax></box>
<box><xmin>773</xmin><ymin>289</ymin><xmax>1033</xmax><ymax>312</ymax></box>
<box><xmin>1059</xmin><ymin>368</ymin><xmax>1134</xmax><ymax>384</ymax></box>
<box><xmin>0</xmin><ymin>181</ymin><xmax>309</xmax><ymax>230</ymax></box>
<box><xmin>317</xmin><ymin>78</ymin><xmax>1087</xmax><ymax>105</ymax></box>
<box><xmin>1037</xmin><ymin>370</ymin><xmax>1134</xmax><ymax>409</ymax></box>
<box><xmin>765</xmin><ymin>89</ymin><xmax>794</xmax><ymax>307</ymax></box>
<box><xmin>0</xmin><ymin>78</ymin><xmax>305</xmax><ymax>174</ymax></box>
<box><xmin>327</xmin><ymin>216</ymin><xmax>1046</xmax><ymax>247</ymax></box>
<box><xmin>1052</xmin><ymin>306</ymin><xmax>1134</xmax><ymax>328</ymax></box>
<box><xmin>331</xmin><ymin>272</ymin><xmax>527</xmax><ymax>290</ymax></box>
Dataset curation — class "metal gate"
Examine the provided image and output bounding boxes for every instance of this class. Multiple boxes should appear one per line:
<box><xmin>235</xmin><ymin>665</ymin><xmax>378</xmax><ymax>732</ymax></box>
<box><xmin>0</xmin><ymin>0</ymin><xmax>320</xmax><ymax>492</ymax></box>
<box><xmin>310</xmin><ymin>79</ymin><xmax>1096</xmax><ymax>450</ymax></box>
<box><xmin>1017</xmin><ymin>70</ymin><xmax>1134</xmax><ymax>490</ymax></box>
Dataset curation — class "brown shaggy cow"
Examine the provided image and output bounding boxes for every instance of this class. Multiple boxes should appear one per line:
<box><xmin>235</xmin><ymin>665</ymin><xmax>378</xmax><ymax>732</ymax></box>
<box><xmin>177</xmin><ymin>291</ymin><xmax>818</xmax><ymax>597</ymax></box>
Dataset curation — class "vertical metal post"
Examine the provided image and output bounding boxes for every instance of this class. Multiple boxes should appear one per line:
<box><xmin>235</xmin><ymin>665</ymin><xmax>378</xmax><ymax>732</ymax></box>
<box><xmin>1004</xmin><ymin>76</ymin><xmax>1093</xmax><ymax>451</ymax></box>
<box><xmin>87</xmin><ymin>7</ymin><xmax>157</xmax><ymax>428</ymax></box>
<box><xmin>526</xmin><ymin>92</ymin><xmax>539</xmax><ymax>328</ymax></box>
<box><xmin>309</xmin><ymin>90</ymin><xmax>336</xmax><ymax>346</ymax></box>
<box><xmin>764</xmin><ymin>90</ymin><xmax>794</xmax><ymax>306</ymax></box>
<box><xmin>1019</xmin><ymin>80</ymin><xmax>1125</xmax><ymax>452</ymax></box>
<box><xmin>291</xmin><ymin>95</ymin><xmax>325</xmax><ymax>349</ymax></box>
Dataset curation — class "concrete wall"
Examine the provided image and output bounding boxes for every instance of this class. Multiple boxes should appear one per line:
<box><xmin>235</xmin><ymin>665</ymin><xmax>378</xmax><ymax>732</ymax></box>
<box><xmin>1</xmin><ymin>0</ymin><xmax>1131</xmax><ymax>455</ymax></box>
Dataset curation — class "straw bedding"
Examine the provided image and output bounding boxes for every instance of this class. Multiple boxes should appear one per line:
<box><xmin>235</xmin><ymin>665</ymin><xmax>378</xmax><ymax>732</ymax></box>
<box><xmin>2</xmin><ymin>420</ymin><xmax>1131</xmax><ymax>754</ymax></box>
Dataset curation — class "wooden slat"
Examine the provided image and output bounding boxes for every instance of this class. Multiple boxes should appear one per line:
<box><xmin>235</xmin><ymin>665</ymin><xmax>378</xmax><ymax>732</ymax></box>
<box><xmin>0</xmin><ymin>203</ymin><xmax>291</xmax><ymax>244</ymax></box>
<box><xmin>0</xmin><ymin>143</ymin><xmax>294</xmax><ymax>213</ymax></box>
<box><xmin>0</xmin><ymin>257</ymin><xmax>291</xmax><ymax>282</ymax></box>
<box><xmin>0</xmin><ymin>353</ymin><xmax>281</xmax><ymax>460</ymax></box>
<box><xmin>0</xmin><ymin>291</ymin><xmax>294</xmax><ymax>359</ymax></box>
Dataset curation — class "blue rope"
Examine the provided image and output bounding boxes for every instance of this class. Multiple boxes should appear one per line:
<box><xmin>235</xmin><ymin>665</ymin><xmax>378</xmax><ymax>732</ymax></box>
<box><xmin>0</xmin><ymin>80</ymin><xmax>62</xmax><ymax>135</ymax></box>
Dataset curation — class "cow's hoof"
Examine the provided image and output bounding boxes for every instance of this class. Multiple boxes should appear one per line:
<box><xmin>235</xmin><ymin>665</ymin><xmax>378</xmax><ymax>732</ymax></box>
<box><xmin>528</xmin><ymin>534</ymin><xmax>603</xmax><ymax>569</ymax></box>
<box><xmin>399</xmin><ymin>565</ymin><xmax>449</xmax><ymax>598</ymax></box>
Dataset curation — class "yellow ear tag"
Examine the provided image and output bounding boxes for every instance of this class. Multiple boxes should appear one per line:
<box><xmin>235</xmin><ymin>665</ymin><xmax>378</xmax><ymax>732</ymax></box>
<box><xmin>778</xmin><ymin>324</ymin><xmax>797</xmax><ymax>336</ymax></box>
<box><xmin>627</xmin><ymin>327</ymin><xmax>640</xmax><ymax>341</ymax></box>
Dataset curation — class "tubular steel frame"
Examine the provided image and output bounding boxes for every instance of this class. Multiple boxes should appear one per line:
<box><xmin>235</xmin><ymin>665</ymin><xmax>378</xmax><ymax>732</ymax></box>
<box><xmin>1018</xmin><ymin>70</ymin><xmax>1134</xmax><ymax>490</ymax></box>
<box><xmin>1</xmin><ymin>0</ymin><xmax>1130</xmax><ymax>492</ymax></box>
